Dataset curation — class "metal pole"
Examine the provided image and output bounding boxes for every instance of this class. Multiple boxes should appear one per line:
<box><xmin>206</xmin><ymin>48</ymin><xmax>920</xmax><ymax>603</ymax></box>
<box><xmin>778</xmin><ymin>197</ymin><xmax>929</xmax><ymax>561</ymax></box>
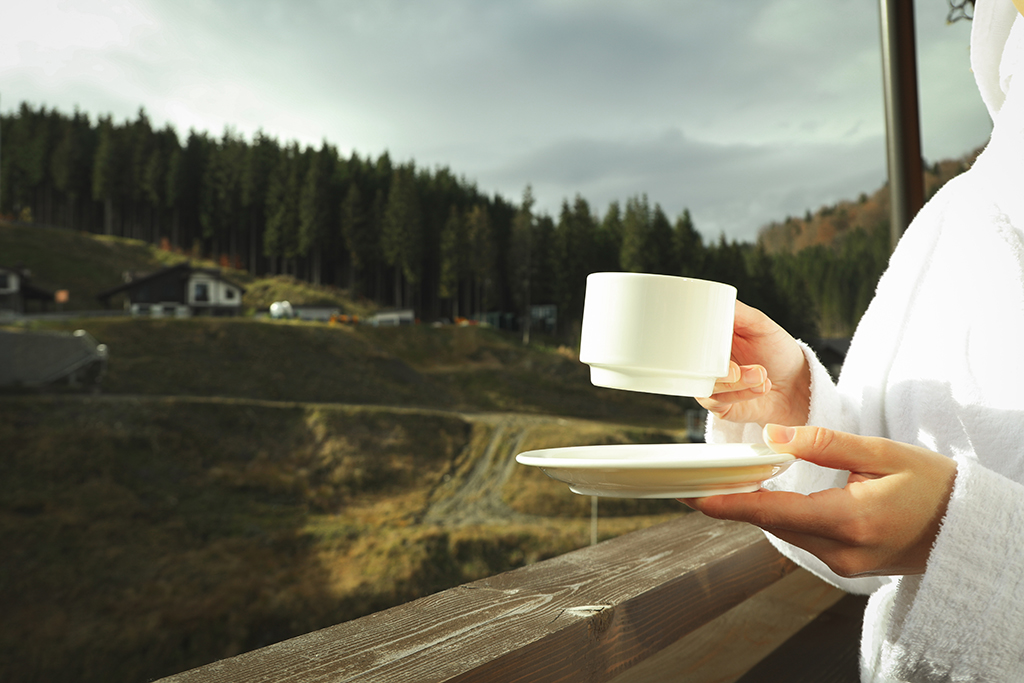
<box><xmin>878</xmin><ymin>0</ymin><xmax>926</xmax><ymax>253</ymax></box>
<box><xmin>590</xmin><ymin>496</ymin><xmax>598</xmax><ymax>546</ymax></box>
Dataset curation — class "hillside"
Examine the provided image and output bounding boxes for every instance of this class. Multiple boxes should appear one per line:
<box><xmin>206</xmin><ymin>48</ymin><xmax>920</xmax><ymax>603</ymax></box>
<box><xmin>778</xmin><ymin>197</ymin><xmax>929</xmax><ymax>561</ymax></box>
<box><xmin>0</xmin><ymin>221</ymin><xmax>373</xmax><ymax>316</ymax></box>
<box><xmin>0</xmin><ymin>327</ymin><xmax>690</xmax><ymax>683</ymax></box>
<box><xmin>747</xmin><ymin>148</ymin><xmax>984</xmax><ymax>338</ymax></box>
<box><xmin>15</xmin><ymin>316</ymin><xmax>690</xmax><ymax>424</ymax></box>
<box><xmin>1</xmin><ymin>225</ymin><xmax>697</xmax><ymax>682</ymax></box>
<box><xmin>757</xmin><ymin>149</ymin><xmax>981</xmax><ymax>254</ymax></box>
<box><xmin>1</xmin><ymin>396</ymin><xmax>683</xmax><ymax>683</ymax></box>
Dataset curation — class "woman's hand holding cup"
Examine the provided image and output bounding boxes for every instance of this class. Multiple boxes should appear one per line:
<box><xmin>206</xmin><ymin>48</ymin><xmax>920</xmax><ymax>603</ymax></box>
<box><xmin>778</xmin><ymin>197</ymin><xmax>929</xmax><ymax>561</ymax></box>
<box><xmin>697</xmin><ymin>301</ymin><xmax>812</xmax><ymax>428</ymax></box>
<box><xmin>577</xmin><ymin>275</ymin><xmax>812</xmax><ymax>428</ymax></box>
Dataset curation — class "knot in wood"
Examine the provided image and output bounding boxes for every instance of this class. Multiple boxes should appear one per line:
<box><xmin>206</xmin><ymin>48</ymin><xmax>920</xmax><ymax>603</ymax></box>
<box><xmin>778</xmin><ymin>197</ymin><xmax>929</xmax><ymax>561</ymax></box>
<box><xmin>565</xmin><ymin>604</ymin><xmax>612</xmax><ymax>616</ymax></box>
<box><xmin>564</xmin><ymin>604</ymin><xmax>615</xmax><ymax>640</ymax></box>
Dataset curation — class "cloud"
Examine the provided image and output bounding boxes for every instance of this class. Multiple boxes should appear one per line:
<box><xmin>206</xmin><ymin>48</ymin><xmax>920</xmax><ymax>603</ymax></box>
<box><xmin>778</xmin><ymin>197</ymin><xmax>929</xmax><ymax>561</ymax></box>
<box><xmin>482</xmin><ymin>128</ymin><xmax>886</xmax><ymax>242</ymax></box>
<box><xmin>0</xmin><ymin>0</ymin><xmax>994</xmax><ymax>244</ymax></box>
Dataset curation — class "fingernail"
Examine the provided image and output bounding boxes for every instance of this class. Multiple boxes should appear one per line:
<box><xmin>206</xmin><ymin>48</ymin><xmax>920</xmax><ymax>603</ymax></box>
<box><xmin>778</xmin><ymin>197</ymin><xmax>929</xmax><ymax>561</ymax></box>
<box><xmin>726</xmin><ymin>363</ymin><xmax>741</xmax><ymax>382</ymax></box>
<box><xmin>764</xmin><ymin>423</ymin><xmax>795</xmax><ymax>444</ymax></box>
<box><xmin>742</xmin><ymin>366</ymin><xmax>765</xmax><ymax>385</ymax></box>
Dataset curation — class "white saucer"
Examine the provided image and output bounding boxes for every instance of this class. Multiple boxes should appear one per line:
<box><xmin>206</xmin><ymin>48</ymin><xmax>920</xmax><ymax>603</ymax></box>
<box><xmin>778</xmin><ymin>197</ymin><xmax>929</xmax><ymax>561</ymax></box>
<box><xmin>514</xmin><ymin>443</ymin><xmax>795</xmax><ymax>498</ymax></box>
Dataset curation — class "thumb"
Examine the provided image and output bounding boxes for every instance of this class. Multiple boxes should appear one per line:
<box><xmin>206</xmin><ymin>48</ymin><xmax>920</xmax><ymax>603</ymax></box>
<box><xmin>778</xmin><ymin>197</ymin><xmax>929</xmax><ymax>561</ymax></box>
<box><xmin>762</xmin><ymin>423</ymin><xmax>888</xmax><ymax>475</ymax></box>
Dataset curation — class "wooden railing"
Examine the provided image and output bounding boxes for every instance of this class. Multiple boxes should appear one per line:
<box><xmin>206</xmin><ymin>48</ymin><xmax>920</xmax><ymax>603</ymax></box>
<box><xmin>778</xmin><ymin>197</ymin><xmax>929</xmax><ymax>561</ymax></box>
<box><xmin>156</xmin><ymin>514</ymin><xmax>808</xmax><ymax>683</ymax></box>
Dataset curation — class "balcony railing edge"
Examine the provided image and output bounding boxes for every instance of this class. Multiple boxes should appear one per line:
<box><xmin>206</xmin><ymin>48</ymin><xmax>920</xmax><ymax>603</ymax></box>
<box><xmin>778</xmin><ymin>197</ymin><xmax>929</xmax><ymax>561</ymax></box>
<box><xmin>158</xmin><ymin>513</ymin><xmax>795</xmax><ymax>683</ymax></box>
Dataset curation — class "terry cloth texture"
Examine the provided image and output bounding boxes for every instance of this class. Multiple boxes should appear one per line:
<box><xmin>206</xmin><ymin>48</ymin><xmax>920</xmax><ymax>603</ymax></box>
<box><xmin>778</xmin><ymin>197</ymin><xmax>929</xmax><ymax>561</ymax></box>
<box><xmin>709</xmin><ymin>2</ymin><xmax>1024</xmax><ymax>681</ymax></box>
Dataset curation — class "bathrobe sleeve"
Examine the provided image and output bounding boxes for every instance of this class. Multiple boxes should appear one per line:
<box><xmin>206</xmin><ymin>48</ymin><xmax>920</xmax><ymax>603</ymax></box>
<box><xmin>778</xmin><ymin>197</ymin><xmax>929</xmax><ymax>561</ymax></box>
<box><xmin>874</xmin><ymin>459</ymin><xmax>1024</xmax><ymax>680</ymax></box>
<box><xmin>870</xmin><ymin>201</ymin><xmax>1024</xmax><ymax>680</ymax></box>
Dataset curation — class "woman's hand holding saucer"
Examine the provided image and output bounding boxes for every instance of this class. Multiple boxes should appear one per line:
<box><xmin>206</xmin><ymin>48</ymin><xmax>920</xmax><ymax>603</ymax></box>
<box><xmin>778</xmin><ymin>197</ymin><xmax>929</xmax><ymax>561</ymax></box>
<box><xmin>683</xmin><ymin>424</ymin><xmax>958</xmax><ymax>578</ymax></box>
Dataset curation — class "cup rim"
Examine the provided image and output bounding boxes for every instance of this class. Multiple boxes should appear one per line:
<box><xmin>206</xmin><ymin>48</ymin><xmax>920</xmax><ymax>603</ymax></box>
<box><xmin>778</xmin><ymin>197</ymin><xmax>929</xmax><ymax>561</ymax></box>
<box><xmin>586</xmin><ymin>271</ymin><xmax>737</xmax><ymax>291</ymax></box>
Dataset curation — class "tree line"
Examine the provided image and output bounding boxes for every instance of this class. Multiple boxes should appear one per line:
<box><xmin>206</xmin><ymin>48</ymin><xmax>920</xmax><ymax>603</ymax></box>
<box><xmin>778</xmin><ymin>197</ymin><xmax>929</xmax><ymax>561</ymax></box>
<box><xmin>3</xmin><ymin>101</ymin><xmax>908</xmax><ymax>341</ymax></box>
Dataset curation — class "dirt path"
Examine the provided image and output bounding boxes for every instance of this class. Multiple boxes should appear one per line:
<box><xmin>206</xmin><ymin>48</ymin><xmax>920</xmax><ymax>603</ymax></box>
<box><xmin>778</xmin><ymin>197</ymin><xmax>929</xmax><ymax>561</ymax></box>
<box><xmin>421</xmin><ymin>413</ymin><xmax>558</xmax><ymax>526</ymax></box>
<box><xmin>4</xmin><ymin>394</ymin><xmax>592</xmax><ymax>528</ymax></box>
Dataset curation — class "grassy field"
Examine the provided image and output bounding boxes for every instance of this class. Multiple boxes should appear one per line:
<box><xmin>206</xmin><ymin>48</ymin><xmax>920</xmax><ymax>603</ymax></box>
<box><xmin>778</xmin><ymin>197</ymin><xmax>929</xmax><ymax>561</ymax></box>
<box><xmin>2</xmin><ymin>222</ymin><xmax>696</xmax><ymax>682</ymax></box>
<box><xmin>1</xmin><ymin>397</ymin><xmax>683</xmax><ymax>683</ymax></box>
<box><xmin>18</xmin><ymin>315</ymin><xmax>693</xmax><ymax>425</ymax></box>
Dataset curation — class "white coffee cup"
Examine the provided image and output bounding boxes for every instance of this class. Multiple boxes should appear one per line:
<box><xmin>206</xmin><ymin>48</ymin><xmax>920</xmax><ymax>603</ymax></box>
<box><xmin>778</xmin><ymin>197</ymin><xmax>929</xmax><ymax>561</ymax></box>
<box><xmin>579</xmin><ymin>272</ymin><xmax>736</xmax><ymax>398</ymax></box>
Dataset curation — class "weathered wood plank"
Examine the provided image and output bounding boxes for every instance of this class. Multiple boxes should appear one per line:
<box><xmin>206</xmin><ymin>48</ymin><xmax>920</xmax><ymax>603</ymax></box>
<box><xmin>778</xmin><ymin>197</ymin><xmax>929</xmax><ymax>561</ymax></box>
<box><xmin>158</xmin><ymin>514</ymin><xmax>795</xmax><ymax>683</ymax></box>
<box><xmin>609</xmin><ymin>568</ymin><xmax>847</xmax><ymax>683</ymax></box>
<box><xmin>733</xmin><ymin>593</ymin><xmax>866</xmax><ymax>683</ymax></box>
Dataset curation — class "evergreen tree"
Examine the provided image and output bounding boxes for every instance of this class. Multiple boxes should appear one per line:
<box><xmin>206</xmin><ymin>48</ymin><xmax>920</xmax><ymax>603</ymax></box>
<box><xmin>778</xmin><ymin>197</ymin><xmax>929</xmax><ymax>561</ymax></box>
<box><xmin>5</xmin><ymin>104</ymin><xmax>57</xmax><ymax>223</ymax></box>
<box><xmin>702</xmin><ymin>235</ymin><xmax>749</xmax><ymax>290</ymax></box>
<box><xmin>50</xmin><ymin>109</ymin><xmax>95</xmax><ymax>231</ymax></box>
<box><xmin>164</xmin><ymin>145</ymin><xmax>184</xmax><ymax>249</ymax></box>
<box><xmin>531</xmin><ymin>213</ymin><xmax>558</xmax><ymax>308</ymax></box>
<box><xmin>438</xmin><ymin>204</ymin><xmax>467</xmax><ymax>318</ymax></box>
<box><xmin>620</xmin><ymin>194</ymin><xmax>652</xmax><ymax>273</ymax></box>
<box><xmin>362</xmin><ymin>153</ymin><xmax>394</xmax><ymax>301</ymax></box>
<box><xmin>176</xmin><ymin>130</ymin><xmax>213</xmax><ymax>255</ymax></box>
<box><xmin>418</xmin><ymin>166</ymin><xmax>467</xmax><ymax>319</ymax></box>
<box><xmin>509</xmin><ymin>185</ymin><xmax>535</xmax><ymax>343</ymax></box>
<box><xmin>241</xmin><ymin>131</ymin><xmax>279</xmax><ymax>273</ymax></box>
<box><xmin>264</xmin><ymin>142</ymin><xmax>305</xmax><ymax>274</ymax></box>
<box><xmin>124</xmin><ymin>108</ymin><xmax>155</xmax><ymax>240</ymax></box>
<box><xmin>673</xmin><ymin>208</ymin><xmax>704</xmax><ymax>277</ymax></box>
<box><xmin>554</xmin><ymin>195</ymin><xmax>597</xmax><ymax>335</ymax></box>
<box><xmin>341</xmin><ymin>181</ymin><xmax>378</xmax><ymax>296</ymax></box>
<box><xmin>744</xmin><ymin>245</ymin><xmax>818</xmax><ymax>342</ymax></box>
<box><xmin>142</xmin><ymin>146</ymin><xmax>165</xmax><ymax>233</ymax></box>
<box><xmin>381</xmin><ymin>164</ymin><xmax>423</xmax><ymax>307</ymax></box>
<box><xmin>200</xmin><ymin>130</ymin><xmax>240</xmax><ymax>260</ymax></box>
<box><xmin>138</xmin><ymin>124</ymin><xmax>179</xmax><ymax>244</ymax></box>
<box><xmin>91</xmin><ymin>116</ymin><xmax>122</xmax><ymax>235</ymax></box>
<box><xmin>595</xmin><ymin>200</ymin><xmax>623</xmax><ymax>272</ymax></box>
<box><xmin>299</xmin><ymin>142</ymin><xmax>338</xmax><ymax>284</ymax></box>
<box><xmin>648</xmin><ymin>203</ymin><xmax>674</xmax><ymax>274</ymax></box>
<box><xmin>465</xmin><ymin>203</ymin><xmax>494</xmax><ymax>315</ymax></box>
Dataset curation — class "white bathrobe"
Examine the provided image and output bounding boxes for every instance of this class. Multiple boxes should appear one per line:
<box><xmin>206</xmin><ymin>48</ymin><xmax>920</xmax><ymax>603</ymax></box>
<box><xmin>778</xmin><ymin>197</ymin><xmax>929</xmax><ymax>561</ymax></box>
<box><xmin>710</xmin><ymin>2</ymin><xmax>1024</xmax><ymax>680</ymax></box>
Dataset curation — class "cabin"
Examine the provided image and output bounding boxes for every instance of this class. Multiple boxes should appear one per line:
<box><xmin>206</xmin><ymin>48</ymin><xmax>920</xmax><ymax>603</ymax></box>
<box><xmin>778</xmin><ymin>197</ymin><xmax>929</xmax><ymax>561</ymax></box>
<box><xmin>368</xmin><ymin>308</ymin><xmax>415</xmax><ymax>326</ymax></box>
<box><xmin>97</xmin><ymin>263</ymin><xmax>245</xmax><ymax>317</ymax></box>
<box><xmin>0</xmin><ymin>265</ymin><xmax>57</xmax><ymax>315</ymax></box>
<box><xmin>530</xmin><ymin>304</ymin><xmax>558</xmax><ymax>334</ymax></box>
<box><xmin>293</xmin><ymin>306</ymin><xmax>342</xmax><ymax>322</ymax></box>
<box><xmin>268</xmin><ymin>302</ymin><xmax>344</xmax><ymax>322</ymax></box>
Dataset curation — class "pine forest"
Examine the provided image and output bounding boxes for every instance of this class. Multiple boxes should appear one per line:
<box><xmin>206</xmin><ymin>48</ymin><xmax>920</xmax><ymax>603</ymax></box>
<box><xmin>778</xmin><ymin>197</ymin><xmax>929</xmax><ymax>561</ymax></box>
<box><xmin>1</xmin><ymin>101</ymin><xmax>979</xmax><ymax>340</ymax></box>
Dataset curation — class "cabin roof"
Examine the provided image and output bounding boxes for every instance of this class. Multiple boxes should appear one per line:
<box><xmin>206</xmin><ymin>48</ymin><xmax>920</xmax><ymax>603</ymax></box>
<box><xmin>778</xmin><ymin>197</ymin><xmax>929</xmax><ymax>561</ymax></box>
<box><xmin>0</xmin><ymin>264</ymin><xmax>56</xmax><ymax>301</ymax></box>
<box><xmin>96</xmin><ymin>262</ymin><xmax>246</xmax><ymax>302</ymax></box>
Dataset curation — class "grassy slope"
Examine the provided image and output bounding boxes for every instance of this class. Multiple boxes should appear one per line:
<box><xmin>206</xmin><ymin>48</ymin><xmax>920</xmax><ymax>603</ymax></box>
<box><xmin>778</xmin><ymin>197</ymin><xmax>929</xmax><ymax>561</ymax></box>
<box><xmin>0</xmin><ymin>221</ymin><xmax>372</xmax><ymax>315</ymax></box>
<box><xmin>2</xmin><ymin>224</ymin><xmax>695</xmax><ymax>682</ymax></box>
<box><xmin>1</xmin><ymin>398</ymin><xmax>681</xmax><ymax>683</ymax></box>
<box><xmin>21</xmin><ymin>315</ymin><xmax>692</xmax><ymax>425</ymax></box>
<box><xmin>0</xmin><ymin>222</ymin><xmax>192</xmax><ymax>311</ymax></box>
<box><xmin>1</xmin><ymin>399</ymin><xmax>464</xmax><ymax>681</ymax></box>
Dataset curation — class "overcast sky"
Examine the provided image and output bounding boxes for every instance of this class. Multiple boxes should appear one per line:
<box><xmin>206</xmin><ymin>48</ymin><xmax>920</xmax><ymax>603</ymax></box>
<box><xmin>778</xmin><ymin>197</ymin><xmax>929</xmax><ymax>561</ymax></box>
<box><xmin>2</xmin><ymin>0</ymin><xmax>992</xmax><ymax>242</ymax></box>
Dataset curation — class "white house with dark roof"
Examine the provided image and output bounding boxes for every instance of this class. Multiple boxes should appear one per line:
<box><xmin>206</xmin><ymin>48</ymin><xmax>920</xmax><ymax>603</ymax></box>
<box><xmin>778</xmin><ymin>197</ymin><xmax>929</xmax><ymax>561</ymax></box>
<box><xmin>0</xmin><ymin>265</ymin><xmax>56</xmax><ymax>315</ymax></box>
<box><xmin>97</xmin><ymin>262</ymin><xmax>245</xmax><ymax>317</ymax></box>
